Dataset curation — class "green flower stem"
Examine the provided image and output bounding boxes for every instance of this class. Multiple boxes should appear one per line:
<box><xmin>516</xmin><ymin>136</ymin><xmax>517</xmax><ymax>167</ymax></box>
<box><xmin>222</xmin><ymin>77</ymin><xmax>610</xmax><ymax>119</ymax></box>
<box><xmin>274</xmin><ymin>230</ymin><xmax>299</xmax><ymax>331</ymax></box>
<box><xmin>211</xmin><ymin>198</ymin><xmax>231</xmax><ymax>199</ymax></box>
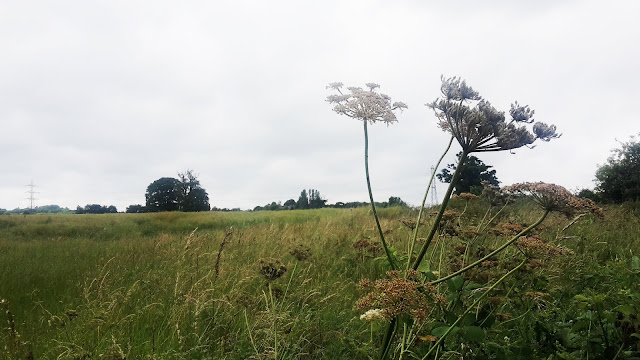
<box><xmin>406</xmin><ymin>136</ymin><xmax>455</xmax><ymax>270</ymax></box>
<box><xmin>364</xmin><ymin>120</ymin><xmax>396</xmax><ymax>270</ymax></box>
<box><xmin>379</xmin><ymin>317</ymin><xmax>397</xmax><ymax>360</ymax></box>
<box><xmin>430</xmin><ymin>209</ymin><xmax>550</xmax><ymax>286</ymax></box>
<box><xmin>422</xmin><ymin>259</ymin><xmax>527</xmax><ymax>359</ymax></box>
<box><xmin>411</xmin><ymin>150</ymin><xmax>469</xmax><ymax>271</ymax></box>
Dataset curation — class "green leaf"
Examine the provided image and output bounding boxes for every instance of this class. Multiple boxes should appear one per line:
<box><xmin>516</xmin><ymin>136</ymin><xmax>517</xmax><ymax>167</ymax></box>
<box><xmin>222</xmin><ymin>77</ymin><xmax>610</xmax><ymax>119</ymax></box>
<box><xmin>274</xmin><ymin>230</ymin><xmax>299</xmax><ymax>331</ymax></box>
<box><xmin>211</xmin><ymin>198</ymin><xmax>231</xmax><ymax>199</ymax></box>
<box><xmin>632</xmin><ymin>256</ymin><xmax>640</xmax><ymax>271</ymax></box>
<box><xmin>573</xmin><ymin>294</ymin><xmax>589</xmax><ymax>302</ymax></box>
<box><xmin>432</xmin><ymin>325</ymin><xmax>459</xmax><ymax>338</ymax></box>
<box><xmin>617</xmin><ymin>305</ymin><xmax>634</xmax><ymax>315</ymax></box>
<box><xmin>461</xmin><ymin>326</ymin><xmax>485</xmax><ymax>342</ymax></box>
<box><xmin>447</xmin><ymin>276</ymin><xmax>464</xmax><ymax>291</ymax></box>
<box><xmin>462</xmin><ymin>313</ymin><xmax>476</xmax><ymax>326</ymax></box>
<box><xmin>464</xmin><ymin>282</ymin><xmax>483</xmax><ymax>291</ymax></box>
<box><xmin>417</xmin><ymin>262</ymin><xmax>430</xmax><ymax>273</ymax></box>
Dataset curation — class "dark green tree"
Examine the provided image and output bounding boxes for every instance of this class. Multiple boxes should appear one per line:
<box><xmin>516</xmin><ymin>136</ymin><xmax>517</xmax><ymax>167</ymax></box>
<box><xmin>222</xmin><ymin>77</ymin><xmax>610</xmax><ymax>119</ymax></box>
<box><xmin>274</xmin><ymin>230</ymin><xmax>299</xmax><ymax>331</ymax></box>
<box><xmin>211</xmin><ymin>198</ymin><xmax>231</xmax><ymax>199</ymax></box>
<box><xmin>437</xmin><ymin>152</ymin><xmax>499</xmax><ymax>195</ymax></box>
<box><xmin>388</xmin><ymin>196</ymin><xmax>407</xmax><ymax>207</ymax></box>
<box><xmin>595</xmin><ymin>135</ymin><xmax>640</xmax><ymax>203</ymax></box>
<box><xmin>178</xmin><ymin>170</ymin><xmax>210</xmax><ymax>212</ymax></box>
<box><xmin>145</xmin><ymin>177</ymin><xmax>182</xmax><ymax>212</ymax></box>
<box><xmin>146</xmin><ymin>172</ymin><xmax>210</xmax><ymax>212</ymax></box>
<box><xmin>296</xmin><ymin>190</ymin><xmax>309</xmax><ymax>210</ymax></box>
<box><xmin>283</xmin><ymin>199</ymin><xmax>296</xmax><ymax>210</ymax></box>
<box><xmin>126</xmin><ymin>204</ymin><xmax>146</xmax><ymax>213</ymax></box>
<box><xmin>308</xmin><ymin>189</ymin><xmax>327</xmax><ymax>209</ymax></box>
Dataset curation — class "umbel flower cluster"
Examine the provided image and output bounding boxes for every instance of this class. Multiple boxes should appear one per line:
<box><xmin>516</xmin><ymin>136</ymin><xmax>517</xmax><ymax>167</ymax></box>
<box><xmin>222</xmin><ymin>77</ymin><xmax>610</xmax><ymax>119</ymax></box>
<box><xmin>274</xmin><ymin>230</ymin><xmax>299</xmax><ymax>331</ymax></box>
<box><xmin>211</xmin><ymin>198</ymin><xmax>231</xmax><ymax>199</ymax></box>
<box><xmin>326</xmin><ymin>82</ymin><xmax>407</xmax><ymax>124</ymax></box>
<box><xmin>427</xmin><ymin>76</ymin><xmax>561</xmax><ymax>153</ymax></box>
<box><xmin>356</xmin><ymin>270</ymin><xmax>443</xmax><ymax>323</ymax></box>
<box><xmin>502</xmin><ymin>182</ymin><xmax>604</xmax><ymax>218</ymax></box>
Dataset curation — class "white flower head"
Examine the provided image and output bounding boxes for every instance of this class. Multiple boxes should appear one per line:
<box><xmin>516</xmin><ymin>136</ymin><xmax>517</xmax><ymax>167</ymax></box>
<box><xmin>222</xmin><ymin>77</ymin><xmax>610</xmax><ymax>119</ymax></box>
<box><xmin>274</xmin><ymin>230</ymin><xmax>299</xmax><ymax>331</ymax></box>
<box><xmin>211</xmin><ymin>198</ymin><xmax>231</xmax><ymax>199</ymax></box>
<box><xmin>360</xmin><ymin>308</ymin><xmax>387</xmax><ymax>322</ymax></box>
<box><xmin>326</xmin><ymin>82</ymin><xmax>407</xmax><ymax>125</ymax></box>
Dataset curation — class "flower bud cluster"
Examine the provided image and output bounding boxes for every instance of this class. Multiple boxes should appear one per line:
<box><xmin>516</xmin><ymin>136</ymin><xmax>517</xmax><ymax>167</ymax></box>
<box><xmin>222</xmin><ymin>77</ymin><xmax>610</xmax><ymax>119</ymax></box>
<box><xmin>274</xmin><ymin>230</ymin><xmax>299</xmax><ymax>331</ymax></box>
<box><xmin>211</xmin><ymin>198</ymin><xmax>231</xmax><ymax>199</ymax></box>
<box><xmin>427</xmin><ymin>76</ymin><xmax>560</xmax><ymax>153</ymax></box>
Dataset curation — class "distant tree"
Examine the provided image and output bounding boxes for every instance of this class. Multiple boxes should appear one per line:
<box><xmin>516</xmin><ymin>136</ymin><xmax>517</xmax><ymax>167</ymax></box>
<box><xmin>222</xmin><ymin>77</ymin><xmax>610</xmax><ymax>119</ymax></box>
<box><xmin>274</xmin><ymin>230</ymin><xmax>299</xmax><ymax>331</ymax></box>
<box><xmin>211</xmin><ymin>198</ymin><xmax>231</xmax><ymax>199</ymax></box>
<box><xmin>296</xmin><ymin>190</ymin><xmax>309</xmax><ymax>210</ymax></box>
<box><xmin>388</xmin><ymin>196</ymin><xmax>407</xmax><ymax>207</ymax></box>
<box><xmin>77</xmin><ymin>204</ymin><xmax>117</xmax><ymax>214</ymax></box>
<box><xmin>178</xmin><ymin>170</ymin><xmax>210</xmax><ymax>212</ymax></box>
<box><xmin>145</xmin><ymin>177</ymin><xmax>182</xmax><ymax>212</ymax></box>
<box><xmin>126</xmin><ymin>204</ymin><xmax>146</xmax><ymax>213</ymax></box>
<box><xmin>267</xmin><ymin>202</ymin><xmax>281</xmax><ymax>211</ymax></box>
<box><xmin>146</xmin><ymin>172</ymin><xmax>210</xmax><ymax>212</ymax></box>
<box><xmin>308</xmin><ymin>189</ymin><xmax>327</xmax><ymax>209</ymax></box>
<box><xmin>576</xmin><ymin>189</ymin><xmax>600</xmax><ymax>202</ymax></box>
<box><xmin>283</xmin><ymin>199</ymin><xmax>297</xmax><ymax>210</ymax></box>
<box><xmin>437</xmin><ymin>152</ymin><xmax>500</xmax><ymax>195</ymax></box>
<box><xmin>253</xmin><ymin>205</ymin><xmax>264</xmax><ymax>211</ymax></box>
<box><xmin>595</xmin><ymin>135</ymin><xmax>640</xmax><ymax>203</ymax></box>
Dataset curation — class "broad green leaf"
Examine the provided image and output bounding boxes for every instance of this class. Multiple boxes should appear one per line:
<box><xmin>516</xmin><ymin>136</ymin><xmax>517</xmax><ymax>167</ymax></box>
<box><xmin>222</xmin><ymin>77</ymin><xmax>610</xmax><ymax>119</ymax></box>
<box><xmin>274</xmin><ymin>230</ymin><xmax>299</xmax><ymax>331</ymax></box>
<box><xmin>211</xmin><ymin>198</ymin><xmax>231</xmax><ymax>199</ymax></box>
<box><xmin>632</xmin><ymin>256</ymin><xmax>640</xmax><ymax>271</ymax></box>
<box><xmin>432</xmin><ymin>325</ymin><xmax>459</xmax><ymax>338</ymax></box>
<box><xmin>617</xmin><ymin>305</ymin><xmax>634</xmax><ymax>315</ymax></box>
<box><xmin>447</xmin><ymin>276</ymin><xmax>464</xmax><ymax>291</ymax></box>
<box><xmin>462</xmin><ymin>326</ymin><xmax>485</xmax><ymax>342</ymax></box>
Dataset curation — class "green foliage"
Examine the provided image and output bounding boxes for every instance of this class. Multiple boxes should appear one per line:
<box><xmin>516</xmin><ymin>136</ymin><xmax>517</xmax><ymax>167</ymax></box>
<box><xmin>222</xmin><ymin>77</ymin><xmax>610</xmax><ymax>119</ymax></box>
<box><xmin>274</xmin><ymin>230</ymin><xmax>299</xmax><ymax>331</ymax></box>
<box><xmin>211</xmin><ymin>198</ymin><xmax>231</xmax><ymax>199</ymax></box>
<box><xmin>437</xmin><ymin>151</ymin><xmax>500</xmax><ymax>194</ymax></box>
<box><xmin>596</xmin><ymin>135</ymin><xmax>640</xmax><ymax>203</ymax></box>
<box><xmin>145</xmin><ymin>177</ymin><xmax>182</xmax><ymax>212</ymax></box>
<box><xmin>0</xmin><ymin>205</ymin><xmax>72</xmax><ymax>215</ymax></box>
<box><xmin>76</xmin><ymin>204</ymin><xmax>118</xmax><ymax>214</ymax></box>
<box><xmin>145</xmin><ymin>170</ymin><xmax>210</xmax><ymax>212</ymax></box>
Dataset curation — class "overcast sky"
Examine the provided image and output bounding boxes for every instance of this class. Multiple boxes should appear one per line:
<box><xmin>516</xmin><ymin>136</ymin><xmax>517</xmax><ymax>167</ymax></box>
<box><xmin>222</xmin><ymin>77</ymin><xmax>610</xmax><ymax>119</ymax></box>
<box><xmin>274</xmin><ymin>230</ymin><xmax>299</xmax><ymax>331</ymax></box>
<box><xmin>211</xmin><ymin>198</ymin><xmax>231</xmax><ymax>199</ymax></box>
<box><xmin>1</xmin><ymin>0</ymin><xmax>639</xmax><ymax>211</ymax></box>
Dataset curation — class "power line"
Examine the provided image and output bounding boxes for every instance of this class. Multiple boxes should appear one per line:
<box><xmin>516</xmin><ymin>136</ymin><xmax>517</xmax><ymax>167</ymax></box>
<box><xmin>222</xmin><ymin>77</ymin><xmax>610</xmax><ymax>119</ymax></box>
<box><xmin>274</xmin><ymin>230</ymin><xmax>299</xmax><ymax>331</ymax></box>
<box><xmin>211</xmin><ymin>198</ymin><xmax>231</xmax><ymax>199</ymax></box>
<box><xmin>25</xmin><ymin>180</ymin><xmax>39</xmax><ymax>210</ymax></box>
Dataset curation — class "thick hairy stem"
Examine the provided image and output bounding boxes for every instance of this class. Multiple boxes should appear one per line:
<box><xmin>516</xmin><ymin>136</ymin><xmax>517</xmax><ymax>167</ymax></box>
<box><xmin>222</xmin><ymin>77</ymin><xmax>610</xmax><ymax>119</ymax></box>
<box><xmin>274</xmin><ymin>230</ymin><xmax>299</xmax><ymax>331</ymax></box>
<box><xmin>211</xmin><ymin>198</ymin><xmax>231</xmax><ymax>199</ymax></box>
<box><xmin>412</xmin><ymin>151</ymin><xmax>469</xmax><ymax>270</ymax></box>
<box><xmin>422</xmin><ymin>259</ymin><xmax>527</xmax><ymax>359</ymax></box>
<box><xmin>364</xmin><ymin>121</ymin><xmax>397</xmax><ymax>270</ymax></box>
<box><xmin>430</xmin><ymin>209</ymin><xmax>550</xmax><ymax>286</ymax></box>
<box><xmin>406</xmin><ymin>136</ymin><xmax>455</xmax><ymax>270</ymax></box>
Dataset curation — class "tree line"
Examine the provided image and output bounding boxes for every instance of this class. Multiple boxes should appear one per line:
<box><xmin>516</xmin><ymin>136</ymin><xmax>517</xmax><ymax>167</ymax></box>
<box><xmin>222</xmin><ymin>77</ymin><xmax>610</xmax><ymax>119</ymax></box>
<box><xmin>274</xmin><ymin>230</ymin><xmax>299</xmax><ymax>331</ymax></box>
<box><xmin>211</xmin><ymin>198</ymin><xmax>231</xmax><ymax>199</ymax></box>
<box><xmin>251</xmin><ymin>189</ymin><xmax>408</xmax><ymax>211</ymax></box>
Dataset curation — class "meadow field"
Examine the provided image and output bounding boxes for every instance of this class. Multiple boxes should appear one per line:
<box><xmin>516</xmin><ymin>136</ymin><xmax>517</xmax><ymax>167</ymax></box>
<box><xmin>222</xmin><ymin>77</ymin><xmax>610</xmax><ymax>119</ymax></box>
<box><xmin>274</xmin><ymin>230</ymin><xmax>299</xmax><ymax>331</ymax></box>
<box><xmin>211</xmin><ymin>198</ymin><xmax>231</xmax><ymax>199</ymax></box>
<box><xmin>1</xmin><ymin>200</ymin><xmax>639</xmax><ymax>359</ymax></box>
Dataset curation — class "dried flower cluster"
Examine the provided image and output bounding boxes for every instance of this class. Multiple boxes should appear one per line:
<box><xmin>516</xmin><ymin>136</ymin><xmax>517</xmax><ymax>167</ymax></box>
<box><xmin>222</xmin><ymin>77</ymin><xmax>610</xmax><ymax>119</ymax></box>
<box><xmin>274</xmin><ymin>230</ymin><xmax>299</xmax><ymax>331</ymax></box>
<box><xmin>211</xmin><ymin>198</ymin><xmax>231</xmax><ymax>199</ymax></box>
<box><xmin>326</xmin><ymin>82</ymin><xmax>407</xmax><ymax>125</ymax></box>
<box><xmin>356</xmin><ymin>270</ymin><xmax>443</xmax><ymax>323</ymax></box>
<box><xmin>491</xmin><ymin>222</ymin><xmax>525</xmax><ymax>236</ymax></box>
<box><xmin>353</xmin><ymin>238</ymin><xmax>381</xmax><ymax>256</ymax></box>
<box><xmin>427</xmin><ymin>76</ymin><xmax>560</xmax><ymax>153</ymax></box>
<box><xmin>502</xmin><ymin>182</ymin><xmax>604</xmax><ymax>217</ymax></box>
<box><xmin>258</xmin><ymin>258</ymin><xmax>287</xmax><ymax>281</ymax></box>
<box><xmin>289</xmin><ymin>245</ymin><xmax>311</xmax><ymax>261</ymax></box>
<box><xmin>452</xmin><ymin>192</ymin><xmax>480</xmax><ymax>201</ymax></box>
<box><xmin>516</xmin><ymin>235</ymin><xmax>574</xmax><ymax>257</ymax></box>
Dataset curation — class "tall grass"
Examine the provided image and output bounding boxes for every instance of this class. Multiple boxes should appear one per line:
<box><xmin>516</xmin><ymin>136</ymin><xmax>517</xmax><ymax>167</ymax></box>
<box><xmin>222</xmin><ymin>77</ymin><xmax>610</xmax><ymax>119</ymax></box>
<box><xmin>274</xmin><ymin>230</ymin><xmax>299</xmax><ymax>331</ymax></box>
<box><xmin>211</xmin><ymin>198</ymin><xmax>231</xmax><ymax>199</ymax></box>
<box><xmin>0</xmin><ymin>203</ymin><xmax>638</xmax><ymax>359</ymax></box>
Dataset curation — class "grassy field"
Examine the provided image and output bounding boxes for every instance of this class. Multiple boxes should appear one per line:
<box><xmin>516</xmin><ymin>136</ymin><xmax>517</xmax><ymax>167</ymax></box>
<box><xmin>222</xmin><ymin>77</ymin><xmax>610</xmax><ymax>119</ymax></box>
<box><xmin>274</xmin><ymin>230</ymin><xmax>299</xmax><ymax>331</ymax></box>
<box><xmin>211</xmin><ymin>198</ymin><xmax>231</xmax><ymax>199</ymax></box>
<box><xmin>1</xmin><ymin>201</ymin><xmax>639</xmax><ymax>359</ymax></box>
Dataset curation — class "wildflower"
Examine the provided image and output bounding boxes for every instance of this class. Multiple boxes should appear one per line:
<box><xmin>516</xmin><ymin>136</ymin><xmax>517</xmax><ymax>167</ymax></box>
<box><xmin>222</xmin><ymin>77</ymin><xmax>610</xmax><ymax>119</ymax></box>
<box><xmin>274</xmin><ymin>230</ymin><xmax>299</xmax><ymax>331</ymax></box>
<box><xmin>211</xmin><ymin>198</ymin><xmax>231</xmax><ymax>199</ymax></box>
<box><xmin>326</xmin><ymin>82</ymin><xmax>407</xmax><ymax>125</ymax></box>
<box><xmin>356</xmin><ymin>270</ymin><xmax>440</xmax><ymax>323</ymax></box>
<box><xmin>502</xmin><ymin>182</ymin><xmax>604</xmax><ymax>218</ymax></box>
<box><xmin>360</xmin><ymin>308</ymin><xmax>387</xmax><ymax>322</ymax></box>
<box><xmin>459</xmin><ymin>192</ymin><xmax>480</xmax><ymax>201</ymax></box>
<box><xmin>516</xmin><ymin>235</ymin><xmax>573</xmax><ymax>257</ymax></box>
<box><xmin>427</xmin><ymin>76</ymin><xmax>560</xmax><ymax>153</ymax></box>
<box><xmin>289</xmin><ymin>244</ymin><xmax>311</xmax><ymax>261</ymax></box>
<box><xmin>258</xmin><ymin>258</ymin><xmax>287</xmax><ymax>281</ymax></box>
